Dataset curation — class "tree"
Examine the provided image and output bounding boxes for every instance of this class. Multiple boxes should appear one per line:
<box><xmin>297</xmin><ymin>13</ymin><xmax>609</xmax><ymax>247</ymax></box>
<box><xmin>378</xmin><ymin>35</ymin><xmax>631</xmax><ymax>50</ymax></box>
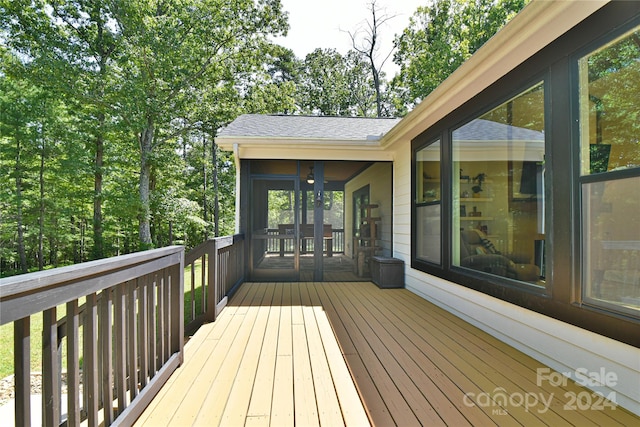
<box><xmin>1</xmin><ymin>0</ymin><xmax>122</xmax><ymax>260</ymax></box>
<box><xmin>111</xmin><ymin>0</ymin><xmax>288</xmax><ymax>248</ymax></box>
<box><xmin>2</xmin><ymin>0</ymin><xmax>290</xmax><ymax>274</ymax></box>
<box><xmin>347</xmin><ymin>0</ymin><xmax>397</xmax><ymax>117</ymax></box>
<box><xmin>0</xmin><ymin>51</ymin><xmax>84</xmax><ymax>274</ymax></box>
<box><xmin>297</xmin><ymin>48</ymin><xmax>376</xmax><ymax>116</ymax></box>
<box><xmin>240</xmin><ymin>45</ymin><xmax>299</xmax><ymax>115</ymax></box>
<box><xmin>391</xmin><ymin>0</ymin><xmax>527</xmax><ymax>110</ymax></box>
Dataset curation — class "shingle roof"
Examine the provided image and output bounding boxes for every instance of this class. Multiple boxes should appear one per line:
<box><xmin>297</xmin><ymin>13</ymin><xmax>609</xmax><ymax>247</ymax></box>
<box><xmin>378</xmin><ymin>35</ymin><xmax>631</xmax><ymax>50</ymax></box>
<box><xmin>217</xmin><ymin>114</ymin><xmax>402</xmax><ymax>141</ymax></box>
<box><xmin>454</xmin><ymin>119</ymin><xmax>544</xmax><ymax>142</ymax></box>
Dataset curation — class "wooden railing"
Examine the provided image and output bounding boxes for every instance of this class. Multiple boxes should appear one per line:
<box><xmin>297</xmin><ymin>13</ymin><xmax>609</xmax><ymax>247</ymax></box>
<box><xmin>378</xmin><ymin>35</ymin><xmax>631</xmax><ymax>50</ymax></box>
<box><xmin>183</xmin><ymin>234</ymin><xmax>245</xmax><ymax>335</ymax></box>
<box><xmin>265</xmin><ymin>228</ymin><xmax>345</xmax><ymax>254</ymax></box>
<box><xmin>0</xmin><ymin>234</ymin><xmax>246</xmax><ymax>426</ymax></box>
<box><xmin>0</xmin><ymin>246</ymin><xmax>185</xmax><ymax>427</ymax></box>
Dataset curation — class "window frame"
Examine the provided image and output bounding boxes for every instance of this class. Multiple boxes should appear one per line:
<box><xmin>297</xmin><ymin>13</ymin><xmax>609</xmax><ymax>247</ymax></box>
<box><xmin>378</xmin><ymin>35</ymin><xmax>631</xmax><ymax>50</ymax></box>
<box><xmin>413</xmin><ymin>137</ymin><xmax>444</xmax><ymax>267</ymax></box>
<box><xmin>449</xmin><ymin>80</ymin><xmax>548</xmax><ymax>291</ymax></box>
<box><xmin>412</xmin><ymin>74</ymin><xmax>551</xmax><ymax>294</ymax></box>
<box><xmin>571</xmin><ymin>18</ymin><xmax>640</xmax><ymax>317</ymax></box>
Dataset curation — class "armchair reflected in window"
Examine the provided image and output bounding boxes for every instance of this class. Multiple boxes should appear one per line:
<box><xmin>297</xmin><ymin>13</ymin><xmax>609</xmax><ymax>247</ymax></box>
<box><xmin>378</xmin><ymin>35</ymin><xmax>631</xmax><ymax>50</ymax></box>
<box><xmin>459</xmin><ymin>229</ymin><xmax>540</xmax><ymax>282</ymax></box>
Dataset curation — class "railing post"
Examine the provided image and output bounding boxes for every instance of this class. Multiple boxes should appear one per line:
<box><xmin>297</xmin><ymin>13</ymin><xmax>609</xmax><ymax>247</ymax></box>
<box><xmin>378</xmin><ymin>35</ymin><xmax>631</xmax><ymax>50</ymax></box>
<box><xmin>138</xmin><ymin>277</ymin><xmax>149</xmax><ymax>390</ymax></box>
<box><xmin>207</xmin><ymin>240</ymin><xmax>216</xmax><ymax>322</ymax></box>
<box><xmin>171</xmin><ymin>252</ymin><xmax>184</xmax><ymax>363</ymax></box>
<box><xmin>214</xmin><ymin>239</ymin><xmax>223</xmax><ymax>318</ymax></box>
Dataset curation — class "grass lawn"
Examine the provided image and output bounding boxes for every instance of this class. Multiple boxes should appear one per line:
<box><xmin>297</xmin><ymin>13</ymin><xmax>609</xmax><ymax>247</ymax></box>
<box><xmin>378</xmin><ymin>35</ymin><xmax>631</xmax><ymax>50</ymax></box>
<box><xmin>0</xmin><ymin>261</ymin><xmax>205</xmax><ymax>380</ymax></box>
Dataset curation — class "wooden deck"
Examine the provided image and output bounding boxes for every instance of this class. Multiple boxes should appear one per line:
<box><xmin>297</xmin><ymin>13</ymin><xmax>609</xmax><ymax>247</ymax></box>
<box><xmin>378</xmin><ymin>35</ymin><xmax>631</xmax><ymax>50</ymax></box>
<box><xmin>134</xmin><ymin>282</ymin><xmax>638</xmax><ymax>426</ymax></box>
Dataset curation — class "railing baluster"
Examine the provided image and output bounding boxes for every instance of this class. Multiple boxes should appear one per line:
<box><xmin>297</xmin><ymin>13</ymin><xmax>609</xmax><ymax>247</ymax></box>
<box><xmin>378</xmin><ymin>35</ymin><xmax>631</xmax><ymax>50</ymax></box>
<box><xmin>115</xmin><ymin>283</ymin><xmax>127</xmax><ymax>414</ymax></box>
<box><xmin>100</xmin><ymin>288</ymin><xmax>114</xmax><ymax>425</ymax></box>
<box><xmin>163</xmin><ymin>268</ymin><xmax>171</xmax><ymax>362</ymax></box>
<box><xmin>190</xmin><ymin>261</ymin><xmax>196</xmax><ymax>321</ymax></box>
<box><xmin>43</xmin><ymin>307</ymin><xmax>60</xmax><ymax>427</ymax></box>
<box><xmin>201</xmin><ymin>254</ymin><xmax>206</xmax><ymax>315</ymax></box>
<box><xmin>14</xmin><ymin>316</ymin><xmax>30</xmax><ymax>427</ymax></box>
<box><xmin>84</xmin><ymin>293</ymin><xmax>99</xmax><ymax>427</ymax></box>
<box><xmin>148</xmin><ymin>276</ymin><xmax>157</xmax><ymax>375</ymax></box>
<box><xmin>66</xmin><ymin>299</ymin><xmax>81</xmax><ymax>426</ymax></box>
<box><xmin>138</xmin><ymin>276</ymin><xmax>149</xmax><ymax>390</ymax></box>
<box><xmin>157</xmin><ymin>273</ymin><xmax>165</xmax><ymax>365</ymax></box>
<box><xmin>128</xmin><ymin>281</ymin><xmax>139</xmax><ymax>402</ymax></box>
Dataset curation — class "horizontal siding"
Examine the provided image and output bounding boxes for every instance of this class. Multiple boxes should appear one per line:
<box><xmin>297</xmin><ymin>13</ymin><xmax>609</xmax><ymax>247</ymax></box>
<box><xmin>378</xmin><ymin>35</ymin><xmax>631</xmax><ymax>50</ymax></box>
<box><xmin>392</xmin><ymin>144</ymin><xmax>412</xmax><ymax>264</ymax></box>
<box><xmin>345</xmin><ymin>162</ymin><xmax>393</xmax><ymax>258</ymax></box>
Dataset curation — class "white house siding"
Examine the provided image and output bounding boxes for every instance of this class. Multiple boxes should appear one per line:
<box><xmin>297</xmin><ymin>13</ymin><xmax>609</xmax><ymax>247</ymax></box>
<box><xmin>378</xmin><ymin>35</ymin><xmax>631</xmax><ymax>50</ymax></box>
<box><xmin>344</xmin><ymin>163</ymin><xmax>393</xmax><ymax>259</ymax></box>
<box><xmin>389</xmin><ymin>142</ymin><xmax>640</xmax><ymax>415</ymax></box>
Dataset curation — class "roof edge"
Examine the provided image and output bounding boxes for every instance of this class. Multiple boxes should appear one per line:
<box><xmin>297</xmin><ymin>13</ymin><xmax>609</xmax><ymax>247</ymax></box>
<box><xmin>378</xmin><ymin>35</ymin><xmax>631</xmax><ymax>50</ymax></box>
<box><xmin>216</xmin><ymin>135</ymin><xmax>384</xmax><ymax>151</ymax></box>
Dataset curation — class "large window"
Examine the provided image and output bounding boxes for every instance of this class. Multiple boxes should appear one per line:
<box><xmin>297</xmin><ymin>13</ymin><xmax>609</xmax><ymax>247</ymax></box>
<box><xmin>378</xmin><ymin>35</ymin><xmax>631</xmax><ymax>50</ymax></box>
<box><xmin>410</xmin><ymin>3</ymin><xmax>640</xmax><ymax>345</ymax></box>
<box><xmin>578</xmin><ymin>25</ymin><xmax>640</xmax><ymax>314</ymax></box>
<box><xmin>452</xmin><ymin>82</ymin><xmax>546</xmax><ymax>285</ymax></box>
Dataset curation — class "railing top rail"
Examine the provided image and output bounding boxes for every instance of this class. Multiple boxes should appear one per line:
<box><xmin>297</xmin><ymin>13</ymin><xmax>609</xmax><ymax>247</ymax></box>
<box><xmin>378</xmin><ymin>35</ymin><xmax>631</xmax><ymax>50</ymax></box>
<box><xmin>184</xmin><ymin>234</ymin><xmax>244</xmax><ymax>265</ymax></box>
<box><xmin>0</xmin><ymin>245</ymin><xmax>184</xmax><ymax>325</ymax></box>
<box><xmin>184</xmin><ymin>240</ymin><xmax>214</xmax><ymax>265</ymax></box>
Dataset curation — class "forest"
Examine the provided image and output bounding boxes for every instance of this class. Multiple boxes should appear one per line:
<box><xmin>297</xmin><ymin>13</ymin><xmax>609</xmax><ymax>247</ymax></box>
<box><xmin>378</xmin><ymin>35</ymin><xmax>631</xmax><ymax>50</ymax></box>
<box><xmin>0</xmin><ymin>0</ymin><xmax>526</xmax><ymax>277</ymax></box>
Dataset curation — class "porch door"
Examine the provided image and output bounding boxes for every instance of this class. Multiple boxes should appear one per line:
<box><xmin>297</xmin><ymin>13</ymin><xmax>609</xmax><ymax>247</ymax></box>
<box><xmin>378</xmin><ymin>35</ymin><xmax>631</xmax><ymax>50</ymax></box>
<box><xmin>249</xmin><ymin>161</ymin><xmax>333</xmax><ymax>282</ymax></box>
<box><xmin>249</xmin><ymin>177</ymin><xmax>300</xmax><ymax>281</ymax></box>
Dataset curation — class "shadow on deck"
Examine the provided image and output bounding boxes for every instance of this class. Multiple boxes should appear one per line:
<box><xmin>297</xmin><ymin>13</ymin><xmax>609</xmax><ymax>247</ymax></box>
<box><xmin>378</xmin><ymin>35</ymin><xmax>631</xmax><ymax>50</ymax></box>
<box><xmin>135</xmin><ymin>282</ymin><xmax>637</xmax><ymax>426</ymax></box>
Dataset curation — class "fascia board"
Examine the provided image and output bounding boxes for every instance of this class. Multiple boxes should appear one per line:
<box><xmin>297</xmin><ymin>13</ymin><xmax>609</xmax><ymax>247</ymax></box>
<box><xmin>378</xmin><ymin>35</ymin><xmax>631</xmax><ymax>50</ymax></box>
<box><xmin>235</xmin><ymin>144</ymin><xmax>394</xmax><ymax>162</ymax></box>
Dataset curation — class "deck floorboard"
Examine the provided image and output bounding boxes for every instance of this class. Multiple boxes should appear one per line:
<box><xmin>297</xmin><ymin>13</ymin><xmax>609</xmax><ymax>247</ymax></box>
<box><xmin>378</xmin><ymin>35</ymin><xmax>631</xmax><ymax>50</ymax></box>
<box><xmin>134</xmin><ymin>282</ymin><xmax>637</xmax><ymax>426</ymax></box>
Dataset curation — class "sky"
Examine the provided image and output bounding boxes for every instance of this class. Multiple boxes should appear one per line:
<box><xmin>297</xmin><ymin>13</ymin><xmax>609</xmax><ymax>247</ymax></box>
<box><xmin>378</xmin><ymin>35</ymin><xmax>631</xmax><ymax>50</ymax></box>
<box><xmin>274</xmin><ymin>0</ymin><xmax>428</xmax><ymax>76</ymax></box>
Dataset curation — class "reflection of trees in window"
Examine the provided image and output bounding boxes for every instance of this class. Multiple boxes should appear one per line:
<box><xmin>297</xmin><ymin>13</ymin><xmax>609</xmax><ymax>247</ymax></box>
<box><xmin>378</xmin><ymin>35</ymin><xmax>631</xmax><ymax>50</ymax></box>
<box><xmin>481</xmin><ymin>83</ymin><xmax>545</xmax><ymax>132</ymax></box>
<box><xmin>584</xmin><ymin>27</ymin><xmax>640</xmax><ymax>171</ymax></box>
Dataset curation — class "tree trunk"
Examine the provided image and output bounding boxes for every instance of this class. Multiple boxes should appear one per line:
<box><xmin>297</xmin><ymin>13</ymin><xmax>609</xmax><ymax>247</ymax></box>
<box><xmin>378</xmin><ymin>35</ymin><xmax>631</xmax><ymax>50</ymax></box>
<box><xmin>138</xmin><ymin>120</ymin><xmax>154</xmax><ymax>249</ymax></box>
<box><xmin>202</xmin><ymin>135</ymin><xmax>208</xmax><ymax>240</ymax></box>
<box><xmin>213</xmin><ymin>141</ymin><xmax>219</xmax><ymax>237</ymax></box>
<box><xmin>372</xmin><ymin>60</ymin><xmax>382</xmax><ymax>117</ymax></box>
<box><xmin>38</xmin><ymin>137</ymin><xmax>45</xmax><ymax>270</ymax></box>
<box><xmin>92</xmin><ymin>115</ymin><xmax>104</xmax><ymax>259</ymax></box>
<box><xmin>15</xmin><ymin>137</ymin><xmax>27</xmax><ymax>274</ymax></box>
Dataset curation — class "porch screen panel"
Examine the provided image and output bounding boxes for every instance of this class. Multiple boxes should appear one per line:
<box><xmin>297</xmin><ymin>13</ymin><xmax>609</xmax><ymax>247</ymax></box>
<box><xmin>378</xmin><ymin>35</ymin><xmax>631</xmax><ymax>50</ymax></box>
<box><xmin>578</xmin><ymin>24</ymin><xmax>640</xmax><ymax>315</ymax></box>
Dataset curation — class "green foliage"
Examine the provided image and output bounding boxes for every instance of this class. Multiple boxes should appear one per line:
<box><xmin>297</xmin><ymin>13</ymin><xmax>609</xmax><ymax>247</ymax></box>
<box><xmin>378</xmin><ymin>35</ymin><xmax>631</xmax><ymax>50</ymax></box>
<box><xmin>391</xmin><ymin>0</ymin><xmax>528</xmax><ymax>110</ymax></box>
<box><xmin>297</xmin><ymin>48</ymin><xmax>378</xmax><ymax>116</ymax></box>
<box><xmin>0</xmin><ymin>0</ymin><xmax>289</xmax><ymax>276</ymax></box>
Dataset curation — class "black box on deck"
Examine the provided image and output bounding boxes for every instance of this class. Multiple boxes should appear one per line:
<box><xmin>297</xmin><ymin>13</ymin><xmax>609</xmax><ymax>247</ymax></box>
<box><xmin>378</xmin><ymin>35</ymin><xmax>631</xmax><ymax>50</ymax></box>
<box><xmin>371</xmin><ymin>256</ymin><xmax>404</xmax><ymax>288</ymax></box>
